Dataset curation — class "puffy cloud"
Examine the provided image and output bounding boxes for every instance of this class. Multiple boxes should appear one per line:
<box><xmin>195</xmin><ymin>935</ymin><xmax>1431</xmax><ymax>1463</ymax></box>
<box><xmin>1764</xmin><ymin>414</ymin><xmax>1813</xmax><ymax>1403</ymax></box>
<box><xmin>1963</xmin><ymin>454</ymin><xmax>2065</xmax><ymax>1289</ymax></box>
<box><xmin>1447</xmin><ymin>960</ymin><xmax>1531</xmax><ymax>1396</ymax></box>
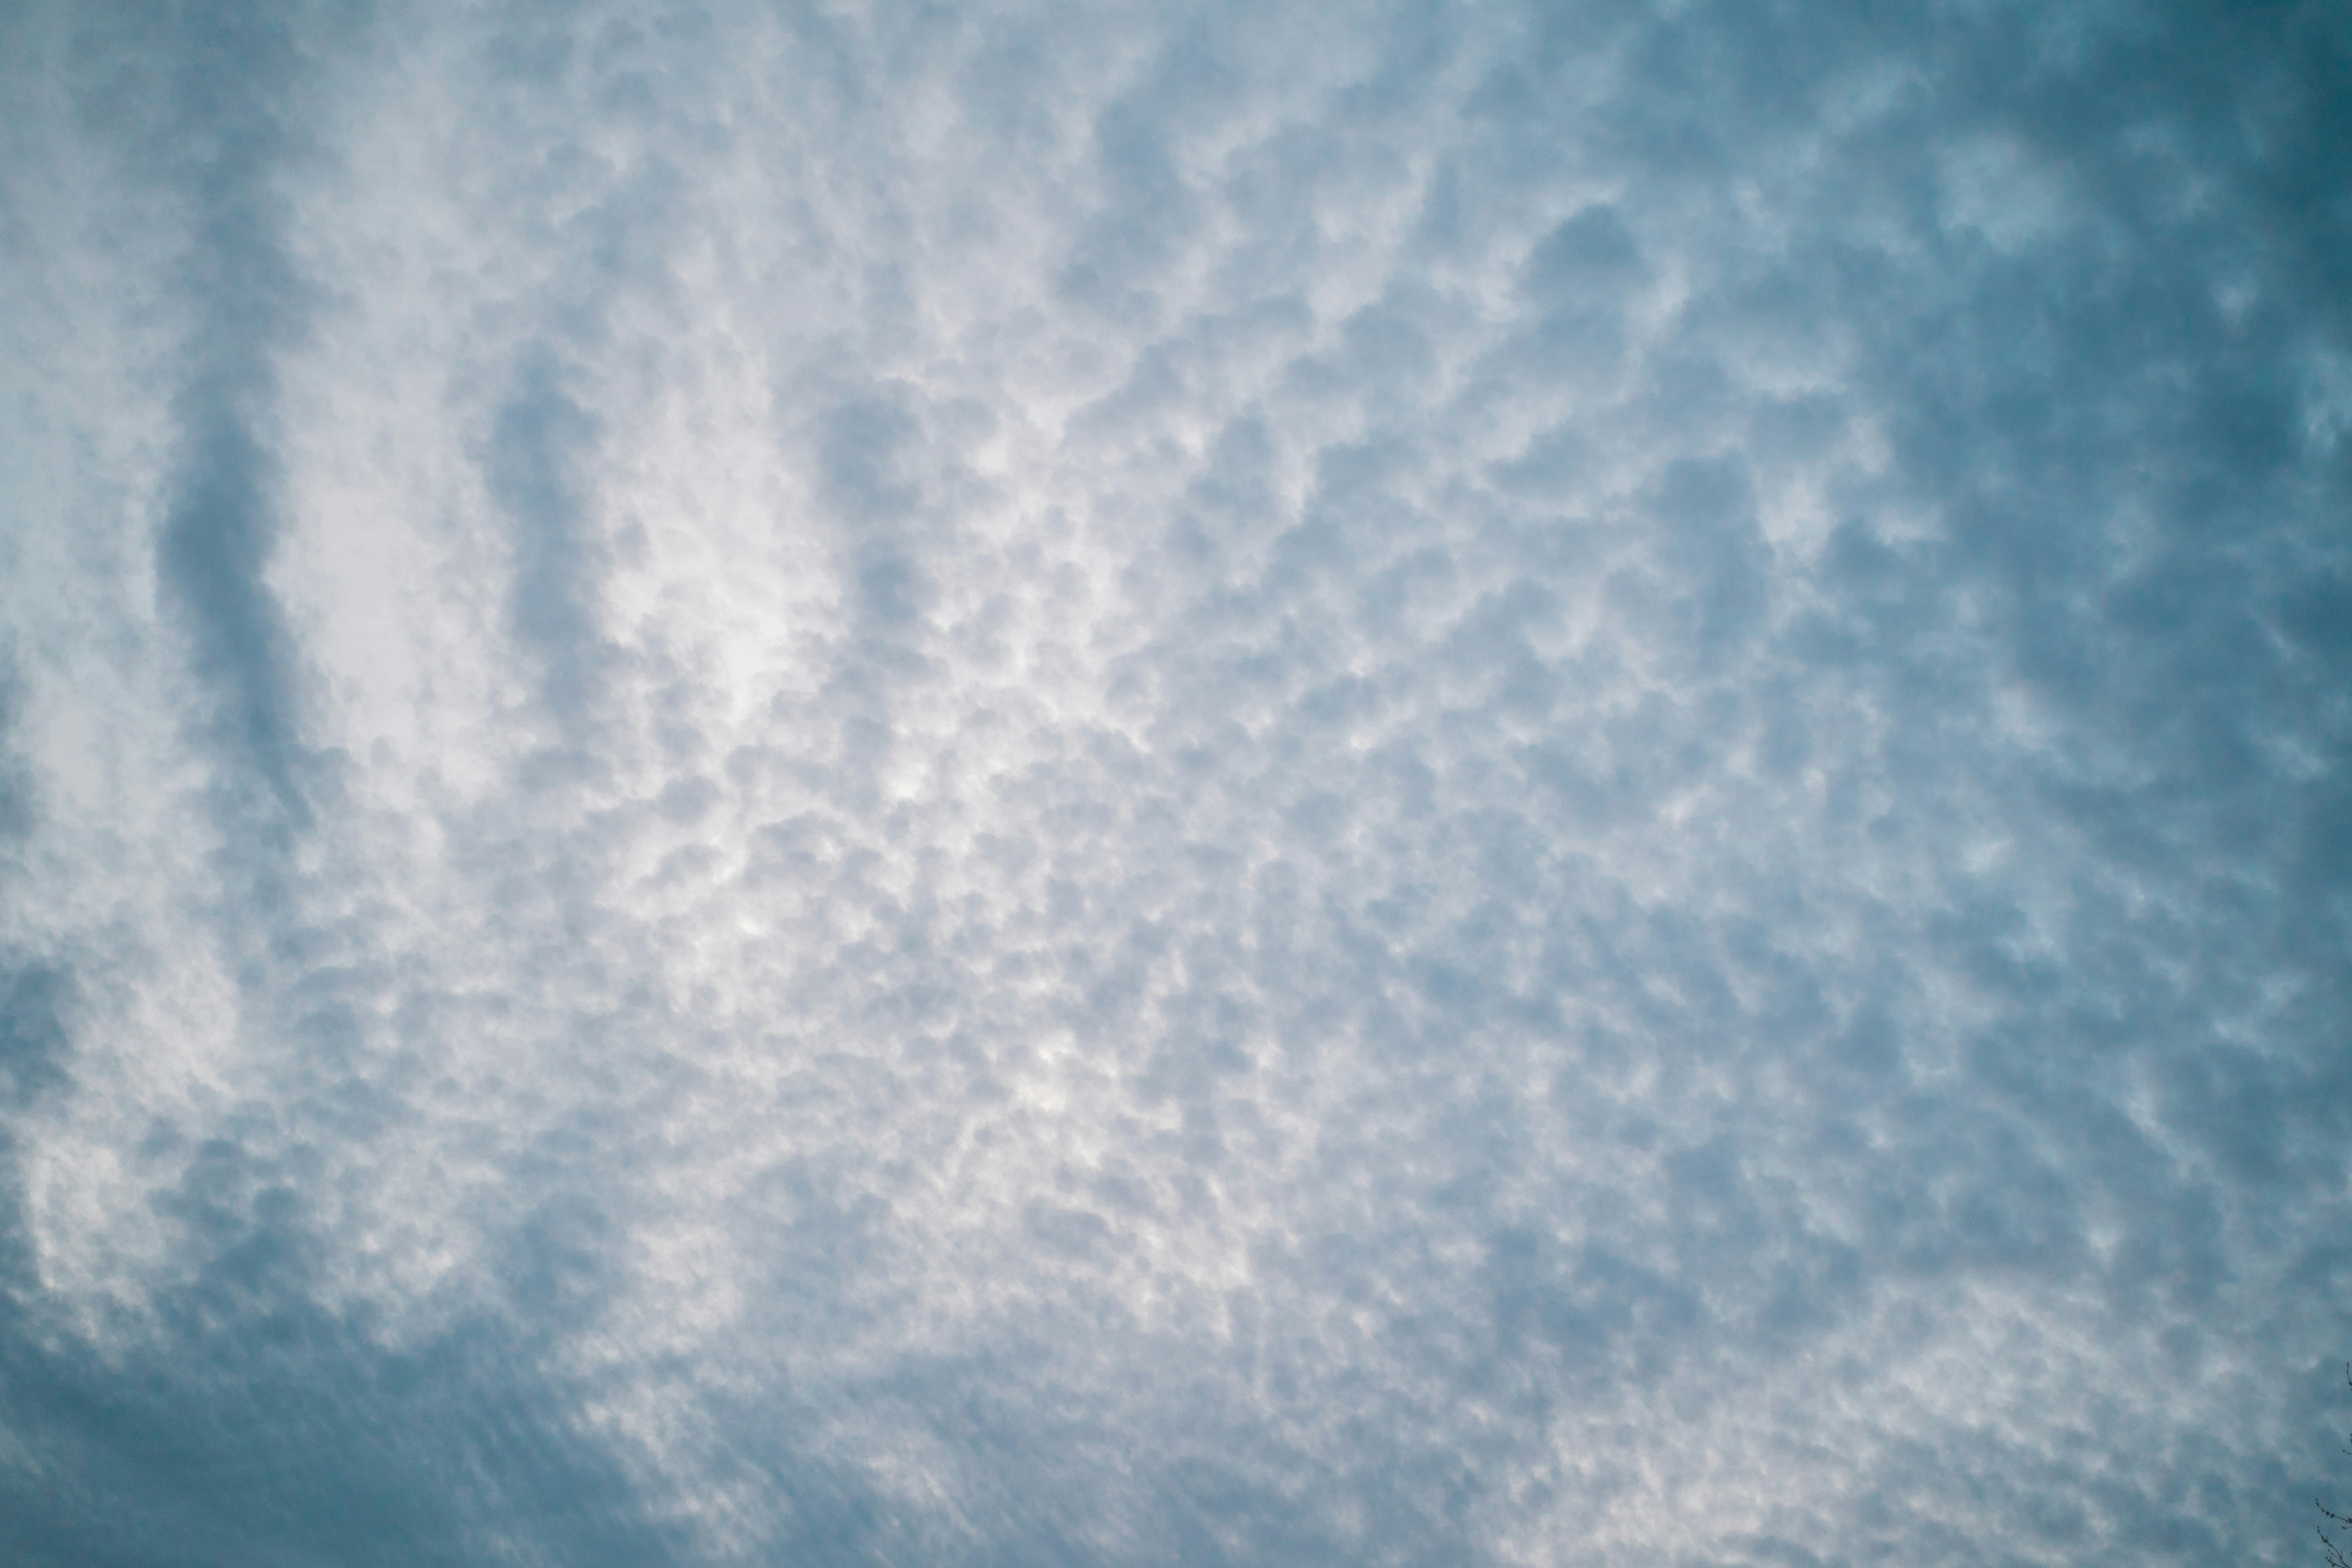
<box><xmin>1</xmin><ymin>0</ymin><xmax>2348</xmax><ymax>1562</ymax></box>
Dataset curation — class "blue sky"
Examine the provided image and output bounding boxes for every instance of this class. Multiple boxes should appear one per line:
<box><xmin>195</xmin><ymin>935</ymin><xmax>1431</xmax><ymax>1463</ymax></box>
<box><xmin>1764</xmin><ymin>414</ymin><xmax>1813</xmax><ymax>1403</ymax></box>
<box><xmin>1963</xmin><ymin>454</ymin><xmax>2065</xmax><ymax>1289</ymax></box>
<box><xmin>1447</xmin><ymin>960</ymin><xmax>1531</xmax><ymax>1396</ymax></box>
<box><xmin>2</xmin><ymin>1</ymin><xmax>2348</xmax><ymax>1563</ymax></box>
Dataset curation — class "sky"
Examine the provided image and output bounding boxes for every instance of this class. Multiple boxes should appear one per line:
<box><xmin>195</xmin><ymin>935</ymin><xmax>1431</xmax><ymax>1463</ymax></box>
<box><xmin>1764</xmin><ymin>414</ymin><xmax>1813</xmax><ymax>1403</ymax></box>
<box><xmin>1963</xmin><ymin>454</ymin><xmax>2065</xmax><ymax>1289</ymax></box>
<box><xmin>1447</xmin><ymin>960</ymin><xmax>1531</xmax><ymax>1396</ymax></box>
<box><xmin>0</xmin><ymin>0</ymin><xmax>2348</xmax><ymax>1563</ymax></box>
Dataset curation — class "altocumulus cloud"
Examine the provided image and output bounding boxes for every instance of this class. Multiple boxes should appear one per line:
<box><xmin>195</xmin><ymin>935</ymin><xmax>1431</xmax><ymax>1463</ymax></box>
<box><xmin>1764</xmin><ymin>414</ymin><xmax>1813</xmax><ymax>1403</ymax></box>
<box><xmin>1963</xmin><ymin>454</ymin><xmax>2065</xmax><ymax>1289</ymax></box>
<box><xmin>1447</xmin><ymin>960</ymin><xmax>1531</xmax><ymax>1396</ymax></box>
<box><xmin>0</xmin><ymin>0</ymin><xmax>2348</xmax><ymax>1562</ymax></box>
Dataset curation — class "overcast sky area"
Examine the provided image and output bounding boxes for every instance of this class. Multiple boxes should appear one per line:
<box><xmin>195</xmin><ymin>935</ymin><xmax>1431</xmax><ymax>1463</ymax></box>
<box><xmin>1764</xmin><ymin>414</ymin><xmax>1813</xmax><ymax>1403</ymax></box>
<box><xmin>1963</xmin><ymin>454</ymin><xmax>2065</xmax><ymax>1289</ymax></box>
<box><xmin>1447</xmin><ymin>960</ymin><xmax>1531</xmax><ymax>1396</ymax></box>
<box><xmin>2</xmin><ymin>0</ymin><xmax>2349</xmax><ymax>1563</ymax></box>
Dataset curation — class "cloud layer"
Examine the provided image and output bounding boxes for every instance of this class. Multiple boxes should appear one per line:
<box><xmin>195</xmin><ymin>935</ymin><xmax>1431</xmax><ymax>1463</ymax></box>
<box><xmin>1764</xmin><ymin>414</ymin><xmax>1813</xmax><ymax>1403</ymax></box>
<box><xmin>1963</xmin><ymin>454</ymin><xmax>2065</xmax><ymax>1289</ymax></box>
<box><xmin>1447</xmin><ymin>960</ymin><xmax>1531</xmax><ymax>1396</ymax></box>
<box><xmin>2</xmin><ymin>0</ymin><xmax>2349</xmax><ymax>1562</ymax></box>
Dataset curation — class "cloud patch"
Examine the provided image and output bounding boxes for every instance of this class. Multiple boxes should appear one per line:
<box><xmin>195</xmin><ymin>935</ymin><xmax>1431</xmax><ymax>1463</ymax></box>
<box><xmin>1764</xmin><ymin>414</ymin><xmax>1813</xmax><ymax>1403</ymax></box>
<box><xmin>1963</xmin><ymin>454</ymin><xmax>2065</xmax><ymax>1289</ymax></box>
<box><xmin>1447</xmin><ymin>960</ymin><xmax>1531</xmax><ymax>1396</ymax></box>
<box><xmin>2</xmin><ymin>0</ymin><xmax>2348</xmax><ymax>1563</ymax></box>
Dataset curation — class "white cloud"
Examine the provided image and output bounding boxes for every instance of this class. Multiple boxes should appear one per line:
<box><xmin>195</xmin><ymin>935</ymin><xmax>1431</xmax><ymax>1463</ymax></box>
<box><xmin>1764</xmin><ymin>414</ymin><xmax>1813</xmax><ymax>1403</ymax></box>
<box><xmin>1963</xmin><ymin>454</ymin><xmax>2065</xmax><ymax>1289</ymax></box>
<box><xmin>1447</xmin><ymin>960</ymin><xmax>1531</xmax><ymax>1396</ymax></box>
<box><xmin>2</xmin><ymin>0</ymin><xmax>2348</xmax><ymax>1563</ymax></box>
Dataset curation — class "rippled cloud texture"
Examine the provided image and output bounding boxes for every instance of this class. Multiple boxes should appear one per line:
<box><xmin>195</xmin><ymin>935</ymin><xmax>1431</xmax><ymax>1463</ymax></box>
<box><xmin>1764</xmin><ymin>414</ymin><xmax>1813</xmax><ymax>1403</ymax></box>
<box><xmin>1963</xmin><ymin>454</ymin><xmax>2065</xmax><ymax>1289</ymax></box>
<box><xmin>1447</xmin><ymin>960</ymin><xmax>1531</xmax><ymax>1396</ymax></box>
<box><xmin>3</xmin><ymin>0</ymin><xmax>2349</xmax><ymax>1562</ymax></box>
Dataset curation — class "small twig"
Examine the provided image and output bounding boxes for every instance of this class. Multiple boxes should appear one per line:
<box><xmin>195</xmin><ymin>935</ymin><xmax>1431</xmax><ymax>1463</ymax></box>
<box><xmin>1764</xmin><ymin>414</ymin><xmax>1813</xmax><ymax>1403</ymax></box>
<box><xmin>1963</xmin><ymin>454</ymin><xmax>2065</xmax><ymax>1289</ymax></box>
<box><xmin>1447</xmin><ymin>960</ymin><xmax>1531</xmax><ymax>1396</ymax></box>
<box><xmin>2321</xmin><ymin>1365</ymin><xmax>2352</xmax><ymax>1568</ymax></box>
